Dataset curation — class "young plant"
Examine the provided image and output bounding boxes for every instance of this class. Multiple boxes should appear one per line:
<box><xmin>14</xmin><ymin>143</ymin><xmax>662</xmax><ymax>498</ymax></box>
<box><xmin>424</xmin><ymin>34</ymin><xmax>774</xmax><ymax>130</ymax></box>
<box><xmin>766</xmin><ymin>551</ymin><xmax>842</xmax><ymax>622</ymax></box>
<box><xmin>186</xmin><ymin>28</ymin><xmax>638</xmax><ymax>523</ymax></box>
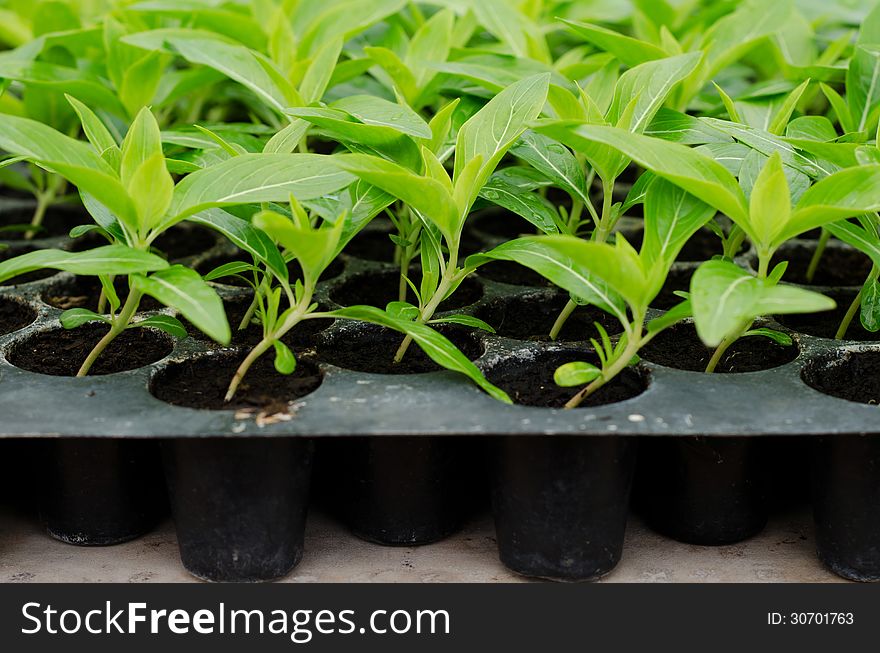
<box><xmin>543</xmin><ymin>124</ymin><xmax>880</xmax><ymax>367</ymax></box>
<box><xmin>0</xmin><ymin>101</ymin><xmax>352</xmax><ymax>375</ymax></box>
<box><xmin>334</xmin><ymin>73</ymin><xmax>551</xmax><ymax>363</ymax></box>
<box><xmin>195</xmin><ymin>198</ymin><xmax>510</xmax><ymax>405</ymax></box>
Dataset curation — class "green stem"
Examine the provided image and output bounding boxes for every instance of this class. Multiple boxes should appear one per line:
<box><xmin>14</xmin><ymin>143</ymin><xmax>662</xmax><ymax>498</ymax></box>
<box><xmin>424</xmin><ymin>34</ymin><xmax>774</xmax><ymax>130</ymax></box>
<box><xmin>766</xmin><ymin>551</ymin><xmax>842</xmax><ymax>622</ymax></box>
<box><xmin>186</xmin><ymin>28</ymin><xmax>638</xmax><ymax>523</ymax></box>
<box><xmin>76</xmin><ymin>289</ymin><xmax>142</xmax><ymax>377</ymax></box>
<box><xmin>835</xmin><ymin>289</ymin><xmax>863</xmax><ymax>340</ymax></box>
<box><xmin>565</xmin><ymin>326</ymin><xmax>642</xmax><ymax>409</ymax></box>
<box><xmin>805</xmin><ymin>229</ymin><xmax>831</xmax><ymax>283</ymax></box>
<box><xmin>24</xmin><ymin>191</ymin><xmax>52</xmax><ymax>240</ymax></box>
<box><xmin>550</xmin><ymin>178</ymin><xmax>615</xmax><ymax>339</ymax></box>
<box><xmin>549</xmin><ymin>299</ymin><xmax>577</xmax><ymax>341</ymax></box>
<box><xmin>393</xmin><ymin>250</ymin><xmax>459</xmax><ymax>364</ymax></box>
<box><xmin>224</xmin><ymin>287</ymin><xmax>313</xmax><ymax>401</ymax></box>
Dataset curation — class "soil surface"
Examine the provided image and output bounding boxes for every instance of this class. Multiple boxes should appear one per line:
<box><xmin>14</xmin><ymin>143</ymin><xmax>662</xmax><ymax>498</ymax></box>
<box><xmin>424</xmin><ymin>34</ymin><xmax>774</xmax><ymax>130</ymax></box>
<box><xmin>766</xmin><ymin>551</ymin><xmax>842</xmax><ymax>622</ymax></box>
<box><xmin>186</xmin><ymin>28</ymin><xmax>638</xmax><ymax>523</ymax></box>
<box><xmin>0</xmin><ymin>204</ymin><xmax>88</xmax><ymax>241</ymax></box>
<box><xmin>642</xmin><ymin>323</ymin><xmax>799</xmax><ymax>373</ymax></box>
<box><xmin>186</xmin><ymin>294</ymin><xmax>334</xmax><ymax>347</ymax></box>
<box><xmin>803</xmin><ymin>351</ymin><xmax>880</xmax><ymax>404</ymax></box>
<box><xmin>42</xmin><ymin>276</ymin><xmax>163</xmax><ymax>312</ymax></box>
<box><xmin>197</xmin><ymin>253</ymin><xmax>345</xmax><ymax>287</ymax></box>
<box><xmin>8</xmin><ymin>324</ymin><xmax>172</xmax><ymax>376</ymax></box>
<box><xmin>0</xmin><ymin>297</ymin><xmax>37</xmax><ymax>336</ymax></box>
<box><xmin>152</xmin><ymin>352</ymin><xmax>323</xmax><ymax>411</ymax></box>
<box><xmin>776</xmin><ymin>290</ymin><xmax>878</xmax><ymax>341</ymax></box>
<box><xmin>650</xmin><ymin>267</ymin><xmax>694</xmax><ymax>310</ymax></box>
<box><xmin>330</xmin><ymin>268</ymin><xmax>484</xmax><ymax>312</ymax></box>
<box><xmin>474</xmin><ymin>292</ymin><xmax>621</xmax><ymax>342</ymax></box>
<box><xmin>483</xmin><ymin>348</ymin><xmax>647</xmax><ymax>408</ymax></box>
<box><xmin>0</xmin><ymin>246</ymin><xmax>58</xmax><ymax>286</ymax></box>
<box><xmin>771</xmin><ymin>242</ymin><xmax>871</xmax><ymax>287</ymax></box>
<box><xmin>316</xmin><ymin>323</ymin><xmax>483</xmax><ymax>374</ymax></box>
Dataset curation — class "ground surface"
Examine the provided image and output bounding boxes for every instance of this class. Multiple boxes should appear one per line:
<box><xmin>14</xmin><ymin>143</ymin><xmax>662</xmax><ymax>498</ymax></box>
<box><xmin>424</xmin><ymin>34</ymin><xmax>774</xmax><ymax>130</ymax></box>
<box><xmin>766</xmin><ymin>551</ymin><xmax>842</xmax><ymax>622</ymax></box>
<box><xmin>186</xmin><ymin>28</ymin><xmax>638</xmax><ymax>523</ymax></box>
<box><xmin>0</xmin><ymin>506</ymin><xmax>844</xmax><ymax>583</ymax></box>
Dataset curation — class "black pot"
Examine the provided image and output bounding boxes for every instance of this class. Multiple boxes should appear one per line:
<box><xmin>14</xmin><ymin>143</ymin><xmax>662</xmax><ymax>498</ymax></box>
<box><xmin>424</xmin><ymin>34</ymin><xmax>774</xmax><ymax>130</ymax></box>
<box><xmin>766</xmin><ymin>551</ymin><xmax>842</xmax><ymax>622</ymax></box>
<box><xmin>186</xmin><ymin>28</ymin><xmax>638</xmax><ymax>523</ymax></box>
<box><xmin>491</xmin><ymin>436</ymin><xmax>636</xmax><ymax>581</ymax></box>
<box><xmin>162</xmin><ymin>437</ymin><xmax>313</xmax><ymax>582</ymax></box>
<box><xmin>318</xmin><ymin>436</ymin><xmax>476</xmax><ymax>545</ymax></box>
<box><xmin>36</xmin><ymin>439</ymin><xmax>166</xmax><ymax>545</ymax></box>
<box><xmin>637</xmin><ymin>436</ymin><xmax>768</xmax><ymax>545</ymax></box>
<box><xmin>811</xmin><ymin>435</ymin><xmax>880</xmax><ymax>582</ymax></box>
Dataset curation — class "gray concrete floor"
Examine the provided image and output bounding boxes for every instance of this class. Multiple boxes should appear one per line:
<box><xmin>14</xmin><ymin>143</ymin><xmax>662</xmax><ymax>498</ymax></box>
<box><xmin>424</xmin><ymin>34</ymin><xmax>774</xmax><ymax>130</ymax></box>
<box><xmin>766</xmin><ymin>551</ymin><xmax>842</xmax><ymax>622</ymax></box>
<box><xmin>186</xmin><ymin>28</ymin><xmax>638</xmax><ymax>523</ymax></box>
<box><xmin>0</xmin><ymin>506</ymin><xmax>844</xmax><ymax>583</ymax></box>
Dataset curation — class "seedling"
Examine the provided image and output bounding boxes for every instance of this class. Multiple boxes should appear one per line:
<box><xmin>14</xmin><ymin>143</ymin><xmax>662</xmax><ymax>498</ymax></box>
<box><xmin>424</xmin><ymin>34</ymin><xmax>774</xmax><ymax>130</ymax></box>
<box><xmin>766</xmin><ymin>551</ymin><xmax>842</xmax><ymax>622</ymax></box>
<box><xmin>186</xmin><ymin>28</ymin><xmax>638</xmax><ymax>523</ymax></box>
<box><xmin>336</xmin><ymin>73</ymin><xmax>551</xmax><ymax>363</ymax></box>
<box><xmin>0</xmin><ymin>100</ymin><xmax>352</xmax><ymax>375</ymax></box>
<box><xmin>541</xmin><ymin>124</ymin><xmax>880</xmax><ymax>369</ymax></box>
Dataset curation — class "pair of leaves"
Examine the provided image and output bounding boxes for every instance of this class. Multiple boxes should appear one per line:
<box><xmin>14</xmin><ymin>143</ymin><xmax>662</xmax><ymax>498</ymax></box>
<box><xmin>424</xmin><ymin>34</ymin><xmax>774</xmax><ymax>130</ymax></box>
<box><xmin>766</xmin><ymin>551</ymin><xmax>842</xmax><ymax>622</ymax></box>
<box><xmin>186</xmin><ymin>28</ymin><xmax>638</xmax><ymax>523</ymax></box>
<box><xmin>690</xmin><ymin>259</ymin><xmax>834</xmax><ymax>347</ymax></box>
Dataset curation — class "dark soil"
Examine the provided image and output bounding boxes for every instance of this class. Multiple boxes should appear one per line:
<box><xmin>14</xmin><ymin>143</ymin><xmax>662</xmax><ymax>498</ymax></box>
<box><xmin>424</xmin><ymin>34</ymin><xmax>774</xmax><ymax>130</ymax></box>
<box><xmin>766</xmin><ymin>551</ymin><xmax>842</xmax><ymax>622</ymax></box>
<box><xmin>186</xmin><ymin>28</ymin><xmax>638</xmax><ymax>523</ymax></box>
<box><xmin>473</xmin><ymin>292</ymin><xmax>621</xmax><ymax>342</ymax></box>
<box><xmin>650</xmin><ymin>267</ymin><xmax>694</xmax><ymax>310</ymax></box>
<box><xmin>0</xmin><ymin>245</ymin><xmax>58</xmax><ymax>286</ymax></box>
<box><xmin>642</xmin><ymin>322</ymin><xmax>799</xmax><ymax>373</ymax></box>
<box><xmin>468</xmin><ymin>208</ymin><xmax>539</xmax><ymax>240</ymax></box>
<box><xmin>152</xmin><ymin>352</ymin><xmax>323</xmax><ymax>411</ymax></box>
<box><xmin>8</xmin><ymin>324</ymin><xmax>172</xmax><ymax>376</ymax></box>
<box><xmin>316</xmin><ymin>323</ymin><xmax>484</xmax><ymax>374</ymax></box>
<box><xmin>776</xmin><ymin>290</ymin><xmax>877</xmax><ymax>341</ymax></box>
<box><xmin>151</xmin><ymin>226</ymin><xmax>218</xmax><ymax>260</ymax></box>
<box><xmin>0</xmin><ymin>297</ymin><xmax>37</xmax><ymax>336</ymax></box>
<box><xmin>483</xmin><ymin>348</ymin><xmax>647</xmax><ymax>408</ymax></box>
<box><xmin>0</xmin><ymin>204</ymin><xmax>88</xmax><ymax>241</ymax></box>
<box><xmin>187</xmin><ymin>294</ymin><xmax>334</xmax><ymax>347</ymax></box>
<box><xmin>771</xmin><ymin>242</ymin><xmax>872</xmax><ymax>287</ymax></box>
<box><xmin>197</xmin><ymin>253</ymin><xmax>345</xmax><ymax>287</ymax></box>
<box><xmin>330</xmin><ymin>268</ymin><xmax>484</xmax><ymax>312</ymax></box>
<box><xmin>41</xmin><ymin>276</ymin><xmax>163</xmax><ymax>312</ymax></box>
<box><xmin>802</xmin><ymin>351</ymin><xmax>880</xmax><ymax>405</ymax></box>
<box><xmin>476</xmin><ymin>260</ymin><xmax>553</xmax><ymax>287</ymax></box>
<box><xmin>678</xmin><ymin>228</ymin><xmax>726</xmax><ymax>262</ymax></box>
<box><xmin>344</xmin><ymin>227</ymin><xmax>397</xmax><ymax>262</ymax></box>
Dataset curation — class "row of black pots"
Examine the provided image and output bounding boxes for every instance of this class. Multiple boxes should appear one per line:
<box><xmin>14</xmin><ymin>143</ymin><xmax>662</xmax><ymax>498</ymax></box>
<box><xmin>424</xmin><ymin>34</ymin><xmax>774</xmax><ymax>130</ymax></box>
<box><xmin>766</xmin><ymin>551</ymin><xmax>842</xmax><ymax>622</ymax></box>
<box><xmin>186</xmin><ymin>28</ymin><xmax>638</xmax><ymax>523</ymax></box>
<box><xmin>11</xmin><ymin>432</ymin><xmax>878</xmax><ymax>583</ymax></box>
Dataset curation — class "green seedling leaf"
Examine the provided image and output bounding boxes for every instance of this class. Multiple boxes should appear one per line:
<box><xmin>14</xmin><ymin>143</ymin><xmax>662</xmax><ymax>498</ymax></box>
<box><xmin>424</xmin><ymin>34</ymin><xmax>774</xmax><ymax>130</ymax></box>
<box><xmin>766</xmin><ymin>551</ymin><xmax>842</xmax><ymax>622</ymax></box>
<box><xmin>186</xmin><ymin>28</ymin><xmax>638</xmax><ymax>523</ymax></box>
<box><xmin>0</xmin><ymin>245</ymin><xmax>168</xmax><ymax>284</ymax></box>
<box><xmin>273</xmin><ymin>340</ymin><xmax>297</xmax><ymax>374</ymax></box>
<box><xmin>742</xmin><ymin>328</ymin><xmax>793</xmax><ymax>346</ymax></box>
<box><xmin>534</xmin><ymin>123</ymin><xmax>750</xmax><ymax>228</ymax></box>
<box><xmin>169</xmin><ymin>154</ymin><xmax>354</xmax><ymax>222</ymax></box>
<box><xmin>560</xmin><ymin>19</ymin><xmax>666</xmax><ymax>66</ymax></box>
<box><xmin>190</xmin><ymin>209</ymin><xmax>288</xmax><ymax>281</ymax></box>
<box><xmin>60</xmin><ymin>308</ymin><xmax>110</xmax><ymax>329</ymax></box>
<box><xmin>553</xmin><ymin>361</ymin><xmax>602</xmax><ymax>387</ymax></box>
<box><xmin>335</xmin><ymin>153</ymin><xmax>458</xmax><ymax>241</ymax></box>
<box><xmin>647</xmin><ymin>299</ymin><xmax>693</xmax><ymax>334</ymax></box>
<box><xmin>453</xmin><ymin>73</ymin><xmax>551</xmax><ymax>190</ymax></box>
<box><xmin>429</xmin><ymin>315</ymin><xmax>496</xmax><ymax>333</ymax></box>
<box><xmin>469</xmin><ymin>236</ymin><xmax>642</xmax><ymax>322</ymax></box>
<box><xmin>130</xmin><ymin>315</ymin><xmax>188</xmax><ymax>339</ymax></box>
<box><xmin>386</xmin><ymin>301</ymin><xmax>420</xmax><ymax>321</ymax></box>
<box><xmin>783</xmin><ymin>165</ymin><xmax>880</xmax><ymax>243</ymax></box>
<box><xmin>642</xmin><ymin>178</ymin><xmax>716</xmax><ymax>268</ymax></box>
<box><xmin>861</xmin><ymin>278</ymin><xmax>880</xmax><ymax>332</ymax></box>
<box><xmin>478</xmin><ymin>178</ymin><xmax>559</xmax><ymax>235</ymax></box>
<box><xmin>132</xmin><ymin>265</ymin><xmax>230</xmax><ymax>345</ymax></box>
<box><xmin>749</xmin><ymin>152</ymin><xmax>790</xmax><ymax>248</ymax></box>
<box><xmin>509</xmin><ymin>131</ymin><xmax>589</xmax><ymax>205</ymax></box>
<box><xmin>690</xmin><ymin>259</ymin><xmax>835</xmax><ymax>347</ymax></box>
<box><xmin>203</xmin><ymin>260</ymin><xmax>255</xmax><ymax>283</ymax></box>
<box><xmin>323</xmin><ymin>305</ymin><xmax>512</xmax><ymax>403</ymax></box>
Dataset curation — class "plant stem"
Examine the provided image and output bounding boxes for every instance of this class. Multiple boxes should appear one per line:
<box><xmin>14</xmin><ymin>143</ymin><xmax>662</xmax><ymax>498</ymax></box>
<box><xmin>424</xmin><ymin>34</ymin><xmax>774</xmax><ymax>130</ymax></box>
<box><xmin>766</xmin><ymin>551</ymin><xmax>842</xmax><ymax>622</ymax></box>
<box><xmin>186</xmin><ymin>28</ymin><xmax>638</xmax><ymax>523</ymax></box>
<box><xmin>393</xmin><ymin>250</ymin><xmax>458</xmax><ymax>363</ymax></box>
<box><xmin>76</xmin><ymin>289</ymin><xmax>142</xmax><ymax>377</ymax></box>
<box><xmin>805</xmin><ymin>228</ymin><xmax>831</xmax><ymax>283</ymax></box>
<box><xmin>24</xmin><ymin>191</ymin><xmax>52</xmax><ymax>240</ymax></box>
<box><xmin>550</xmin><ymin>178</ymin><xmax>616</xmax><ymax>339</ymax></box>
<box><xmin>704</xmin><ymin>336</ymin><xmax>734</xmax><ymax>373</ymax></box>
<box><xmin>564</xmin><ymin>327</ymin><xmax>642</xmax><ymax>409</ymax></box>
<box><xmin>224</xmin><ymin>288</ymin><xmax>313</xmax><ymax>402</ymax></box>
<box><xmin>549</xmin><ymin>299</ymin><xmax>576</xmax><ymax>341</ymax></box>
<box><xmin>835</xmin><ymin>288</ymin><xmax>863</xmax><ymax>340</ymax></box>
